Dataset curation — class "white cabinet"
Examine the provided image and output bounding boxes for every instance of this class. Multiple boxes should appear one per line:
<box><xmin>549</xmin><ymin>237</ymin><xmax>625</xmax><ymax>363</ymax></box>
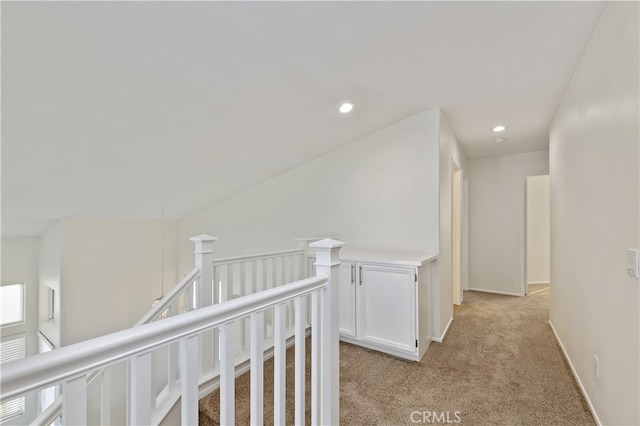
<box><xmin>336</xmin><ymin>251</ymin><xmax>437</xmax><ymax>362</ymax></box>
<box><xmin>338</xmin><ymin>263</ymin><xmax>357</xmax><ymax>338</ymax></box>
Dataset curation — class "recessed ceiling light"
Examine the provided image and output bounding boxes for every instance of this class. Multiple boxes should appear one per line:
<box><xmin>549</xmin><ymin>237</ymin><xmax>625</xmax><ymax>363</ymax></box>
<box><xmin>339</xmin><ymin>102</ymin><xmax>354</xmax><ymax>114</ymax></box>
<box><xmin>495</xmin><ymin>138</ymin><xmax>507</xmax><ymax>143</ymax></box>
<box><xmin>492</xmin><ymin>125</ymin><xmax>507</xmax><ymax>132</ymax></box>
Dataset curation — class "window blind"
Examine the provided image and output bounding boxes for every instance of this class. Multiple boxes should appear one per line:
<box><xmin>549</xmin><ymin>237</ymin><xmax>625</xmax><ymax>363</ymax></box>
<box><xmin>0</xmin><ymin>336</ymin><xmax>26</xmax><ymax>423</ymax></box>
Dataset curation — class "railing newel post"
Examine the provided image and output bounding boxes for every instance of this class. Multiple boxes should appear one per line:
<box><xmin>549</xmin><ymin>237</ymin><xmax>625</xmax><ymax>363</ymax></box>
<box><xmin>190</xmin><ymin>234</ymin><xmax>217</xmax><ymax>376</ymax></box>
<box><xmin>309</xmin><ymin>238</ymin><xmax>344</xmax><ymax>426</ymax></box>
<box><xmin>189</xmin><ymin>234</ymin><xmax>217</xmax><ymax>308</ymax></box>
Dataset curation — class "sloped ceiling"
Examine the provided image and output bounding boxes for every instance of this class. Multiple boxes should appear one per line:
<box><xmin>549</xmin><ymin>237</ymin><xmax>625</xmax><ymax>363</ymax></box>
<box><xmin>1</xmin><ymin>1</ymin><xmax>605</xmax><ymax>237</ymax></box>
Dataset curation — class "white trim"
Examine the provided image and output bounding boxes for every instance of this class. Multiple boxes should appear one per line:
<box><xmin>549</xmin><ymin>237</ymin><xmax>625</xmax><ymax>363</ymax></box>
<box><xmin>527</xmin><ymin>281</ymin><xmax>550</xmax><ymax>285</ymax></box>
<box><xmin>339</xmin><ymin>335</ymin><xmax>421</xmax><ymax>362</ymax></box>
<box><xmin>526</xmin><ymin>287</ymin><xmax>549</xmax><ymax>296</ymax></box>
<box><xmin>467</xmin><ymin>287</ymin><xmax>523</xmax><ymax>297</ymax></box>
<box><xmin>548</xmin><ymin>320</ymin><xmax>601</xmax><ymax>426</ymax></box>
<box><xmin>431</xmin><ymin>316</ymin><xmax>453</xmax><ymax>343</ymax></box>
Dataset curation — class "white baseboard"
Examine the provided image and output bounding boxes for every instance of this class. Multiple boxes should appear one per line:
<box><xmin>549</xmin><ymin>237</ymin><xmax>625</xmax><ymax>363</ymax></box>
<box><xmin>467</xmin><ymin>287</ymin><xmax>523</xmax><ymax>297</ymax></box>
<box><xmin>432</xmin><ymin>316</ymin><xmax>453</xmax><ymax>343</ymax></box>
<box><xmin>528</xmin><ymin>281</ymin><xmax>550</xmax><ymax>285</ymax></box>
<box><xmin>548</xmin><ymin>320</ymin><xmax>601</xmax><ymax>426</ymax></box>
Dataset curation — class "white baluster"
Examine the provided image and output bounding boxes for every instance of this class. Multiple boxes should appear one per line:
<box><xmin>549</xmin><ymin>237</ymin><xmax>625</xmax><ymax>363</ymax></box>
<box><xmin>240</xmin><ymin>261</ymin><xmax>248</xmax><ymax>353</ymax></box>
<box><xmin>272</xmin><ymin>257</ymin><xmax>277</xmax><ymax>288</ymax></box>
<box><xmin>101</xmin><ymin>368</ymin><xmax>111</xmax><ymax>425</ymax></box>
<box><xmin>294</xmin><ymin>296</ymin><xmax>306</xmax><ymax>425</ymax></box>
<box><xmin>213</xmin><ymin>265</ymin><xmax>220</xmax><ymax>304</ymax></box>
<box><xmin>62</xmin><ymin>375</ymin><xmax>86</xmax><ymax>425</ymax></box>
<box><xmin>250</xmin><ymin>311</ymin><xmax>265</xmax><ymax>425</ymax></box>
<box><xmin>288</xmin><ymin>256</ymin><xmax>296</xmax><ymax>330</ymax></box>
<box><xmin>251</xmin><ymin>260</ymin><xmax>258</xmax><ymax>294</ymax></box>
<box><xmin>290</xmin><ymin>255</ymin><xmax>295</xmax><ymax>282</ymax></box>
<box><xmin>241</xmin><ymin>261</ymin><xmax>247</xmax><ymax>296</ymax></box>
<box><xmin>310</xmin><ymin>290</ymin><xmax>321</xmax><ymax>426</ymax></box>
<box><xmin>167</xmin><ymin>299</ymin><xmax>180</xmax><ymax>394</ymax></box>
<box><xmin>130</xmin><ymin>352</ymin><xmax>152</xmax><ymax>426</ymax></box>
<box><xmin>212</xmin><ymin>264</ymin><xmax>221</xmax><ymax>374</ymax></box>
<box><xmin>280</xmin><ymin>256</ymin><xmax>286</xmax><ymax>286</ymax></box>
<box><xmin>150</xmin><ymin>352</ymin><xmax>157</xmax><ymax>415</ymax></box>
<box><xmin>219</xmin><ymin>322</ymin><xmax>235</xmax><ymax>425</ymax></box>
<box><xmin>168</xmin><ymin>342</ymin><xmax>178</xmax><ymax>393</ymax></box>
<box><xmin>262</xmin><ymin>259</ymin><xmax>270</xmax><ymax>340</ymax></box>
<box><xmin>273</xmin><ymin>303</ymin><xmax>286</xmax><ymax>425</ymax></box>
<box><xmin>310</xmin><ymin>238</ymin><xmax>344</xmax><ymax>426</ymax></box>
<box><xmin>180</xmin><ymin>335</ymin><xmax>199</xmax><ymax>425</ymax></box>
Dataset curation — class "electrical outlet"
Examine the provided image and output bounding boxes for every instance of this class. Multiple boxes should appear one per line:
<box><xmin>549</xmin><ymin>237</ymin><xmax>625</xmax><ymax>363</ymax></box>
<box><xmin>593</xmin><ymin>355</ymin><xmax>599</xmax><ymax>379</ymax></box>
<box><xmin>627</xmin><ymin>249</ymin><xmax>639</xmax><ymax>278</ymax></box>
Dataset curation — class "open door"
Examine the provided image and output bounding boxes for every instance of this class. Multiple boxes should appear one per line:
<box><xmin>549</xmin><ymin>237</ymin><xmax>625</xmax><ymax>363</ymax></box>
<box><xmin>524</xmin><ymin>174</ymin><xmax>550</xmax><ymax>295</ymax></box>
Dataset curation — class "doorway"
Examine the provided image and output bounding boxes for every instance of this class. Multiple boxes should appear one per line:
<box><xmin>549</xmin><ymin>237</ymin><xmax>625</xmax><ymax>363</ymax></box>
<box><xmin>524</xmin><ymin>175</ymin><xmax>550</xmax><ymax>295</ymax></box>
<box><xmin>452</xmin><ymin>161</ymin><xmax>463</xmax><ymax>305</ymax></box>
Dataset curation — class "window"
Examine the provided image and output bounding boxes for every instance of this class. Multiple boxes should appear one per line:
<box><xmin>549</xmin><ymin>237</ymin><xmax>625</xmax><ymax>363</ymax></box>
<box><xmin>0</xmin><ymin>284</ymin><xmax>25</xmax><ymax>327</ymax></box>
<box><xmin>0</xmin><ymin>336</ymin><xmax>26</xmax><ymax>423</ymax></box>
<box><xmin>47</xmin><ymin>287</ymin><xmax>55</xmax><ymax>321</ymax></box>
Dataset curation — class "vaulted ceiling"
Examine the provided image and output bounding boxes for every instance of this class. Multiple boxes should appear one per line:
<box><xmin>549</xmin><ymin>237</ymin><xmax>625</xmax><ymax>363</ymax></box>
<box><xmin>1</xmin><ymin>1</ymin><xmax>606</xmax><ymax>237</ymax></box>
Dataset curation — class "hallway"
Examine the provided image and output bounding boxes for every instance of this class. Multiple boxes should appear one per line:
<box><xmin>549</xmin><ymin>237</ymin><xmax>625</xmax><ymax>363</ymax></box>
<box><xmin>339</xmin><ymin>289</ymin><xmax>594</xmax><ymax>425</ymax></box>
<box><xmin>200</xmin><ymin>289</ymin><xmax>594</xmax><ymax>425</ymax></box>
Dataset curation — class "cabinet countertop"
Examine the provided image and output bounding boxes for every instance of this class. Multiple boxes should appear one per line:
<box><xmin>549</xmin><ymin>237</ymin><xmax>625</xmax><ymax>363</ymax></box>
<box><xmin>310</xmin><ymin>248</ymin><xmax>438</xmax><ymax>267</ymax></box>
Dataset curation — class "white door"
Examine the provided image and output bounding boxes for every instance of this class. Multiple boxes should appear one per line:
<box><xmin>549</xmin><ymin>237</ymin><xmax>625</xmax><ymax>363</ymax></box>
<box><xmin>338</xmin><ymin>262</ymin><xmax>357</xmax><ymax>338</ymax></box>
<box><xmin>358</xmin><ymin>264</ymin><xmax>416</xmax><ymax>353</ymax></box>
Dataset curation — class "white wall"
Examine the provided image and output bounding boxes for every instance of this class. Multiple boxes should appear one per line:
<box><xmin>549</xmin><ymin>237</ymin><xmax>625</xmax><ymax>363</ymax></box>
<box><xmin>59</xmin><ymin>220</ymin><xmax>179</xmax><ymax>345</ymax></box>
<box><xmin>526</xmin><ymin>175</ymin><xmax>550</xmax><ymax>284</ymax></box>
<box><xmin>179</xmin><ymin>110</ymin><xmax>441</xmax><ymax>274</ymax></box>
<box><xmin>549</xmin><ymin>2</ymin><xmax>639</xmax><ymax>424</ymax></box>
<box><xmin>1</xmin><ymin>238</ymin><xmax>40</xmax><ymax>349</ymax></box>
<box><xmin>468</xmin><ymin>150</ymin><xmax>549</xmax><ymax>295</ymax></box>
<box><xmin>436</xmin><ymin>112</ymin><xmax>468</xmax><ymax>340</ymax></box>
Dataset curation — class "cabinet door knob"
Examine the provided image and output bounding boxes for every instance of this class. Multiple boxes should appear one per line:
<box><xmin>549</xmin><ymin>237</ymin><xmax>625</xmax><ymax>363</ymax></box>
<box><xmin>359</xmin><ymin>265</ymin><xmax>363</xmax><ymax>285</ymax></box>
<box><xmin>351</xmin><ymin>264</ymin><xmax>355</xmax><ymax>284</ymax></box>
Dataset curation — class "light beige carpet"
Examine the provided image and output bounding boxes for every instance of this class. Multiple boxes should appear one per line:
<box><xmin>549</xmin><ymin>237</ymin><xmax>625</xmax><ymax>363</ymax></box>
<box><xmin>200</xmin><ymin>288</ymin><xmax>594</xmax><ymax>425</ymax></box>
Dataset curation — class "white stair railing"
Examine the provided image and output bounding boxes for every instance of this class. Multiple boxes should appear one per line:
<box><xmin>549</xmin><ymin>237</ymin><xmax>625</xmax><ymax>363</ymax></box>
<box><xmin>29</xmin><ymin>235</ymin><xmax>320</xmax><ymax>425</ymax></box>
<box><xmin>6</xmin><ymin>237</ymin><xmax>342</xmax><ymax>425</ymax></box>
<box><xmin>1</xmin><ymin>238</ymin><xmax>343</xmax><ymax>425</ymax></box>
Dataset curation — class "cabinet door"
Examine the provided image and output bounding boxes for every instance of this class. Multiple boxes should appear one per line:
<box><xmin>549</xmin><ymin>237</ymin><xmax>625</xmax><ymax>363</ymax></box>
<box><xmin>338</xmin><ymin>262</ymin><xmax>357</xmax><ymax>338</ymax></box>
<box><xmin>358</xmin><ymin>264</ymin><xmax>416</xmax><ymax>353</ymax></box>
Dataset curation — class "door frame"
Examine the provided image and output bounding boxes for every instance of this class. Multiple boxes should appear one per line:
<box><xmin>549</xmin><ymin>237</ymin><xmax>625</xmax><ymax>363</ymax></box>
<box><xmin>451</xmin><ymin>160</ymin><xmax>463</xmax><ymax>305</ymax></box>
<box><xmin>521</xmin><ymin>172</ymin><xmax>550</xmax><ymax>296</ymax></box>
